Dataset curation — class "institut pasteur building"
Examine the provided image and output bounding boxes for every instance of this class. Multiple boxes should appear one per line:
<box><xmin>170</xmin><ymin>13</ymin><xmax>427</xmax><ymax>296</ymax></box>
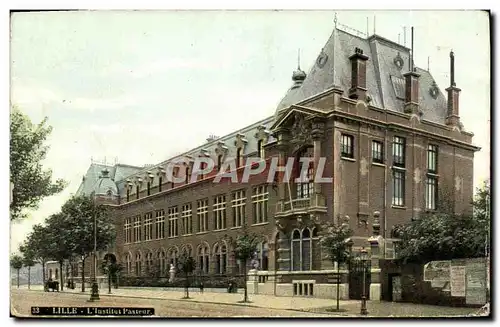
<box><xmin>69</xmin><ymin>24</ymin><xmax>479</xmax><ymax>300</ymax></box>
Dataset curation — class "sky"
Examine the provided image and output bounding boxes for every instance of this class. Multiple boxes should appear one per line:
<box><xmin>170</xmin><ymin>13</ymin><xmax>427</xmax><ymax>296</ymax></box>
<box><xmin>9</xmin><ymin>10</ymin><xmax>490</xmax><ymax>252</ymax></box>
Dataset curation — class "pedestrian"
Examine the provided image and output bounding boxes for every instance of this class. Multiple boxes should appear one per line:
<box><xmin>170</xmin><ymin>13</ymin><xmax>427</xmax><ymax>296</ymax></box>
<box><xmin>199</xmin><ymin>281</ymin><xmax>204</xmax><ymax>293</ymax></box>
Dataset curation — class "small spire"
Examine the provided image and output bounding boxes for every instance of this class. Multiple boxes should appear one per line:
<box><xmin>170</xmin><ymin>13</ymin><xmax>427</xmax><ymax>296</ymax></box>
<box><xmin>373</xmin><ymin>15</ymin><xmax>376</xmax><ymax>35</ymax></box>
<box><xmin>334</xmin><ymin>12</ymin><xmax>338</xmax><ymax>28</ymax></box>
<box><xmin>297</xmin><ymin>48</ymin><xmax>301</xmax><ymax>70</ymax></box>
<box><xmin>450</xmin><ymin>49</ymin><xmax>455</xmax><ymax>87</ymax></box>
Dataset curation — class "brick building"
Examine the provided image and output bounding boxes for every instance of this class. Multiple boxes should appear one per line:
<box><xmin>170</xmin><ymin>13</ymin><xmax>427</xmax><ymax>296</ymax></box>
<box><xmin>73</xmin><ymin>24</ymin><xmax>479</xmax><ymax>299</ymax></box>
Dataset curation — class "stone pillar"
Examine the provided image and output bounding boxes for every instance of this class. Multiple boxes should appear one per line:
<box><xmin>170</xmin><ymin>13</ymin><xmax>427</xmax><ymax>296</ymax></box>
<box><xmin>247</xmin><ymin>269</ymin><xmax>259</xmax><ymax>294</ymax></box>
<box><xmin>268</xmin><ymin>241</ymin><xmax>276</xmax><ymax>271</ymax></box>
<box><xmin>367</xmin><ymin>212</ymin><xmax>383</xmax><ymax>300</ymax></box>
<box><xmin>311</xmin><ymin>117</ymin><xmax>325</xmax><ymax>196</ymax></box>
<box><xmin>276</xmin><ymin>232</ymin><xmax>290</xmax><ymax>271</ymax></box>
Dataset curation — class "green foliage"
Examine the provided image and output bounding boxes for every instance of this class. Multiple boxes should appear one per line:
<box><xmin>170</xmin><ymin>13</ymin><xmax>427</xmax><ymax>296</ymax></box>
<box><xmin>10</xmin><ymin>254</ymin><xmax>23</xmax><ymax>270</ymax></box>
<box><xmin>19</xmin><ymin>244</ymin><xmax>36</xmax><ymax>268</ymax></box>
<box><xmin>44</xmin><ymin>212</ymin><xmax>75</xmax><ymax>263</ymax></box>
<box><xmin>22</xmin><ymin>224</ymin><xmax>51</xmax><ymax>265</ymax></box>
<box><xmin>176</xmin><ymin>253</ymin><xmax>196</xmax><ymax>275</ymax></box>
<box><xmin>319</xmin><ymin>221</ymin><xmax>353</xmax><ymax>265</ymax></box>
<box><xmin>60</xmin><ymin>195</ymin><xmax>116</xmax><ymax>258</ymax></box>
<box><xmin>232</xmin><ymin>229</ymin><xmax>259</xmax><ymax>263</ymax></box>
<box><xmin>10</xmin><ymin>106</ymin><xmax>67</xmax><ymax>221</ymax></box>
<box><xmin>393</xmin><ymin>181</ymin><xmax>490</xmax><ymax>264</ymax></box>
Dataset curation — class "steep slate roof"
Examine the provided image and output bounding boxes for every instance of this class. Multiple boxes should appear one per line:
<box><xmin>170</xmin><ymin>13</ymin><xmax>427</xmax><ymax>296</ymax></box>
<box><xmin>276</xmin><ymin>28</ymin><xmax>449</xmax><ymax>125</ymax></box>
<box><xmin>77</xmin><ymin>25</ymin><xmax>452</xmax><ymax>198</ymax></box>
<box><xmin>75</xmin><ymin>163</ymin><xmax>143</xmax><ymax>197</ymax></box>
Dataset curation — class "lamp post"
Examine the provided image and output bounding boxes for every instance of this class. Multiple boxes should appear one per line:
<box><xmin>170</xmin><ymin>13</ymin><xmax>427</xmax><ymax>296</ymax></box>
<box><xmin>89</xmin><ymin>194</ymin><xmax>100</xmax><ymax>301</ymax></box>
<box><xmin>360</xmin><ymin>248</ymin><xmax>368</xmax><ymax>316</ymax></box>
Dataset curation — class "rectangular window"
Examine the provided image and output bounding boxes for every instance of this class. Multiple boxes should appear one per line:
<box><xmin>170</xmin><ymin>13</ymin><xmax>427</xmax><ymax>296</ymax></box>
<box><xmin>392</xmin><ymin>170</ymin><xmax>405</xmax><ymax>206</ymax></box>
<box><xmin>126</xmin><ymin>189</ymin><xmax>130</xmax><ymax>202</ymax></box>
<box><xmin>372</xmin><ymin>140</ymin><xmax>384</xmax><ymax>164</ymax></box>
<box><xmin>232</xmin><ymin>190</ymin><xmax>246</xmax><ymax>228</ymax></box>
<box><xmin>124</xmin><ymin>218</ymin><xmax>132</xmax><ymax>244</ymax></box>
<box><xmin>236</xmin><ymin>148</ymin><xmax>242</xmax><ymax>168</ymax></box>
<box><xmin>181</xmin><ymin>203</ymin><xmax>193</xmax><ymax>235</ymax></box>
<box><xmin>144</xmin><ymin>212</ymin><xmax>153</xmax><ymax>241</ymax></box>
<box><xmin>426</xmin><ymin>176</ymin><xmax>438</xmax><ymax>210</ymax></box>
<box><xmin>197</xmin><ymin>199</ymin><xmax>208</xmax><ymax>232</ymax></box>
<box><xmin>341</xmin><ymin>134</ymin><xmax>354</xmax><ymax>158</ymax></box>
<box><xmin>158</xmin><ymin>177</ymin><xmax>162</xmax><ymax>192</ymax></box>
<box><xmin>214</xmin><ymin>195</ymin><xmax>227</xmax><ymax>230</ymax></box>
<box><xmin>392</xmin><ymin>136</ymin><xmax>406</xmax><ymax>167</ymax></box>
<box><xmin>147</xmin><ymin>182</ymin><xmax>151</xmax><ymax>196</ymax></box>
<box><xmin>136</xmin><ymin>185</ymin><xmax>140</xmax><ymax>199</ymax></box>
<box><xmin>217</xmin><ymin>155</ymin><xmax>223</xmax><ymax>171</ymax></box>
<box><xmin>257</xmin><ymin>140</ymin><xmax>264</xmax><ymax>158</ymax></box>
<box><xmin>168</xmin><ymin>206</ymin><xmax>178</xmax><ymax>237</ymax></box>
<box><xmin>252</xmin><ymin>185</ymin><xmax>269</xmax><ymax>224</ymax></box>
<box><xmin>133</xmin><ymin>215</ymin><xmax>141</xmax><ymax>243</ymax></box>
<box><xmin>296</xmin><ymin>157</ymin><xmax>314</xmax><ymax>199</ymax></box>
<box><xmin>427</xmin><ymin>144</ymin><xmax>438</xmax><ymax>173</ymax></box>
<box><xmin>155</xmin><ymin>209</ymin><xmax>165</xmax><ymax>239</ymax></box>
<box><xmin>185</xmin><ymin>167</ymin><xmax>191</xmax><ymax>184</ymax></box>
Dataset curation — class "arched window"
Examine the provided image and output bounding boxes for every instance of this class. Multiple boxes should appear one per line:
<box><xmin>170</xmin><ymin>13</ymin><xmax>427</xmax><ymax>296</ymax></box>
<box><xmin>214</xmin><ymin>244</ymin><xmax>227</xmax><ymax>275</ymax></box>
<box><xmin>198</xmin><ymin>244</ymin><xmax>209</xmax><ymax>274</ymax></box>
<box><xmin>168</xmin><ymin>248</ymin><xmax>178</xmax><ymax>268</ymax></box>
<box><xmin>296</xmin><ymin>147</ymin><xmax>314</xmax><ymax>199</ymax></box>
<box><xmin>125</xmin><ymin>253</ymin><xmax>132</xmax><ymax>275</ymax></box>
<box><xmin>145</xmin><ymin>252</ymin><xmax>153</xmax><ymax>274</ymax></box>
<box><xmin>290</xmin><ymin>228</ymin><xmax>313</xmax><ymax>271</ymax></box>
<box><xmin>302</xmin><ymin>229</ymin><xmax>311</xmax><ymax>271</ymax></box>
<box><xmin>135</xmin><ymin>252</ymin><xmax>142</xmax><ymax>276</ymax></box>
<box><xmin>158</xmin><ymin>250</ymin><xmax>166</xmax><ymax>277</ymax></box>
<box><xmin>257</xmin><ymin>139</ymin><xmax>264</xmax><ymax>158</ymax></box>
<box><xmin>291</xmin><ymin>230</ymin><xmax>301</xmax><ymax>271</ymax></box>
<box><xmin>256</xmin><ymin>241</ymin><xmax>269</xmax><ymax>271</ymax></box>
<box><xmin>182</xmin><ymin>246</ymin><xmax>193</xmax><ymax>258</ymax></box>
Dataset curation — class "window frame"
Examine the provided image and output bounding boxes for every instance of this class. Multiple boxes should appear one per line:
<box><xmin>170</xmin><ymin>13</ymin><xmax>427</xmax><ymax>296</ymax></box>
<box><xmin>372</xmin><ymin>140</ymin><xmax>384</xmax><ymax>164</ymax></box>
<box><xmin>340</xmin><ymin>134</ymin><xmax>354</xmax><ymax>159</ymax></box>
<box><xmin>392</xmin><ymin>136</ymin><xmax>406</xmax><ymax>168</ymax></box>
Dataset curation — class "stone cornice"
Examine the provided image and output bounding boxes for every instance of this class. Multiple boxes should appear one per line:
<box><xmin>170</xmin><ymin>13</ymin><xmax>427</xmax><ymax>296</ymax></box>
<box><xmin>329</xmin><ymin>109</ymin><xmax>480</xmax><ymax>152</ymax></box>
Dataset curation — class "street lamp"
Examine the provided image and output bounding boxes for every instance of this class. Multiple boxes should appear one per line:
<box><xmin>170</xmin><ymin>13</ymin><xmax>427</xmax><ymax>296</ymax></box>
<box><xmin>89</xmin><ymin>194</ymin><xmax>100</xmax><ymax>301</ymax></box>
<box><xmin>360</xmin><ymin>248</ymin><xmax>368</xmax><ymax>316</ymax></box>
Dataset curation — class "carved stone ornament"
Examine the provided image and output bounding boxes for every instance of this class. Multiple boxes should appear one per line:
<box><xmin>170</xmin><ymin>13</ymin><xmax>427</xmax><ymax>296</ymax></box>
<box><xmin>290</xmin><ymin>112</ymin><xmax>313</xmax><ymax>151</ymax></box>
<box><xmin>234</xmin><ymin>133</ymin><xmax>248</xmax><ymax>149</ymax></box>
<box><xmin>316</xmin><ymin>48</ymin><xmax>328</xmax><ymax>68</ymax></box>
<box><xmin>275</xmin><ymin>218</ymin><xmax>286</xmax><ymax>231</ymax></box>
<box><xmin>429</xmin><ymin>81</ymin><xmax>439</xmax><ymax>99</ymax></box>
<box><xmin>394</xmin><ymin>52</ymin><xmax>404</xmax><ymax>70</ymax></box>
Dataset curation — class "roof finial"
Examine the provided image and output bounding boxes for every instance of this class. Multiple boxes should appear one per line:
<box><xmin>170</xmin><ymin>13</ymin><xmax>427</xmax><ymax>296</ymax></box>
<box><xmin>334</xmin><ymin>12</ymin><xmax>338</xmax><ymax>28</ymax></box>
<box><xmin>427</xmin><ymin>56</ymin><xmax>430</xmax><ymax>71</ymax></box>
<box><xmin>403</xmin><ymin>26</ymin><xmax>407</xmax><ymax>47</ymax></box>
<box><xmin>450</xmin><ymin>49</ymin><xmax>455</xmax><ymax>87</ymax></box>
<box><xmin>373</xmin><ymin>15</ymin><xmax>376</xmax><ymax>35</ymax></box>
<box><xmin>398</xmin><ymin>33</ymin><xmax>401</xmax><ymax>44</ymax></box>
<box><xmin>297</xmin><ymin>48</ymin><xmax>301</xmax><ymax>70</ymax></box>
<box><xmin>366</xmin><ymin>17</ymin><xmax>369</xmax><ymax>37</ymax></box>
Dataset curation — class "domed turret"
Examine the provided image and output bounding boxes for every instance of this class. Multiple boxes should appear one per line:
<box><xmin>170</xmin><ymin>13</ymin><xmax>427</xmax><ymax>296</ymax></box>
<box><xmin>93</xmin><ymin>167</ymin><xmax>118</xmax><ymax>197</ymax></box>
<box><xmin>291</xmin><ymin>49</ymin><xmax>306</xmax><ymax>89</ymax></box>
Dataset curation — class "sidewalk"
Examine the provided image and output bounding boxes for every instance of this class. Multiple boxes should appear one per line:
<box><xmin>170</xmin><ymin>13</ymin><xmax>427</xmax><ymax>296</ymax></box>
<box><xmin>16</xmin><ymin>284</ymin><xmax>355</xmax><ymax>312</ymax></box>
<box><xmin>13</xmin><ymin>285</ymin><xmax>477</xmax><ymax>317</ymax></box>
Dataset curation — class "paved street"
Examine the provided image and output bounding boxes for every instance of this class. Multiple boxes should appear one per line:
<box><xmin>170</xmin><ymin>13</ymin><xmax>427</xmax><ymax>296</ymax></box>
<box><xmin>10</xmin><ymin>289</ymin><xmax>335</xmax><ymax>318</ymax></box>
<box><xmin>11</xmin><ymin>285</ymin><xmax>480</xmax><ymax>318</ymax></box>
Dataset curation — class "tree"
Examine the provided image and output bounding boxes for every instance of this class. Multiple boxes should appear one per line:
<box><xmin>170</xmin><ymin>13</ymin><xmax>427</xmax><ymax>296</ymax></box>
<box><xmin>10</xmin><ymin>254</ymin><xmax>24</xmax><ymax>288</ymax></box>
<box><xmin>19</xmin><ymin>245</ymin><xmax>36</xmax><ymax>290</ymax></box>
<box><xmin>101</xmin><ymin>257</ymin><xmax>121</xmax><ymax>294</ymax></box>
<box><xmin>60</xmin><ymin>194</ymin><xmax>116</xmax><ymax>292</ymax></box>
<box><xmin>232</xmin><ymin>228</ymin><xmax>259</xmax><ymax>303</ymax></box>
<box><xmin>22</xmin><ymin>224</ymin><xmax>52</xmax><ymax>285</ymax></box>
<box><xmin>393</xmin><ymin>181</ymin><xmax>490</xmax><ymax>264</ymax></box>
<box><xmin>44</xmin><ymin>212</ymin><xmax>76</xmax><ymax>291</ymax></box>
<box><xmin>176</xmin><ymin>254</ymin><xmax>196</xmax><ymax>299</ymax></box>
<box><xmin>319</xmin><ymin>221</ymin><xmax>353</xmax><ymax>311</ymax></box>
<box><xmin>10</xmin><ymin>106</ymin><xmax>67</xmax><ymax>221</ymax></box>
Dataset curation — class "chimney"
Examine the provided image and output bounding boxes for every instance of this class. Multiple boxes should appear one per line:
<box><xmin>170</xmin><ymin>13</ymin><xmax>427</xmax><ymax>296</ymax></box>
<box><xmin>445</xmin><ymin>50</ymin><xmax>461</xmax><ymax>126</ymax></box>
<box><xmin>348</xmin><ymin>47</ymin><xmax>369</xmax><ymax>101</ymax></box>
<box><xmin>403</xmin><ymin>27</ymin><xmax>421</xmax><ymax>115</ymax></box>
